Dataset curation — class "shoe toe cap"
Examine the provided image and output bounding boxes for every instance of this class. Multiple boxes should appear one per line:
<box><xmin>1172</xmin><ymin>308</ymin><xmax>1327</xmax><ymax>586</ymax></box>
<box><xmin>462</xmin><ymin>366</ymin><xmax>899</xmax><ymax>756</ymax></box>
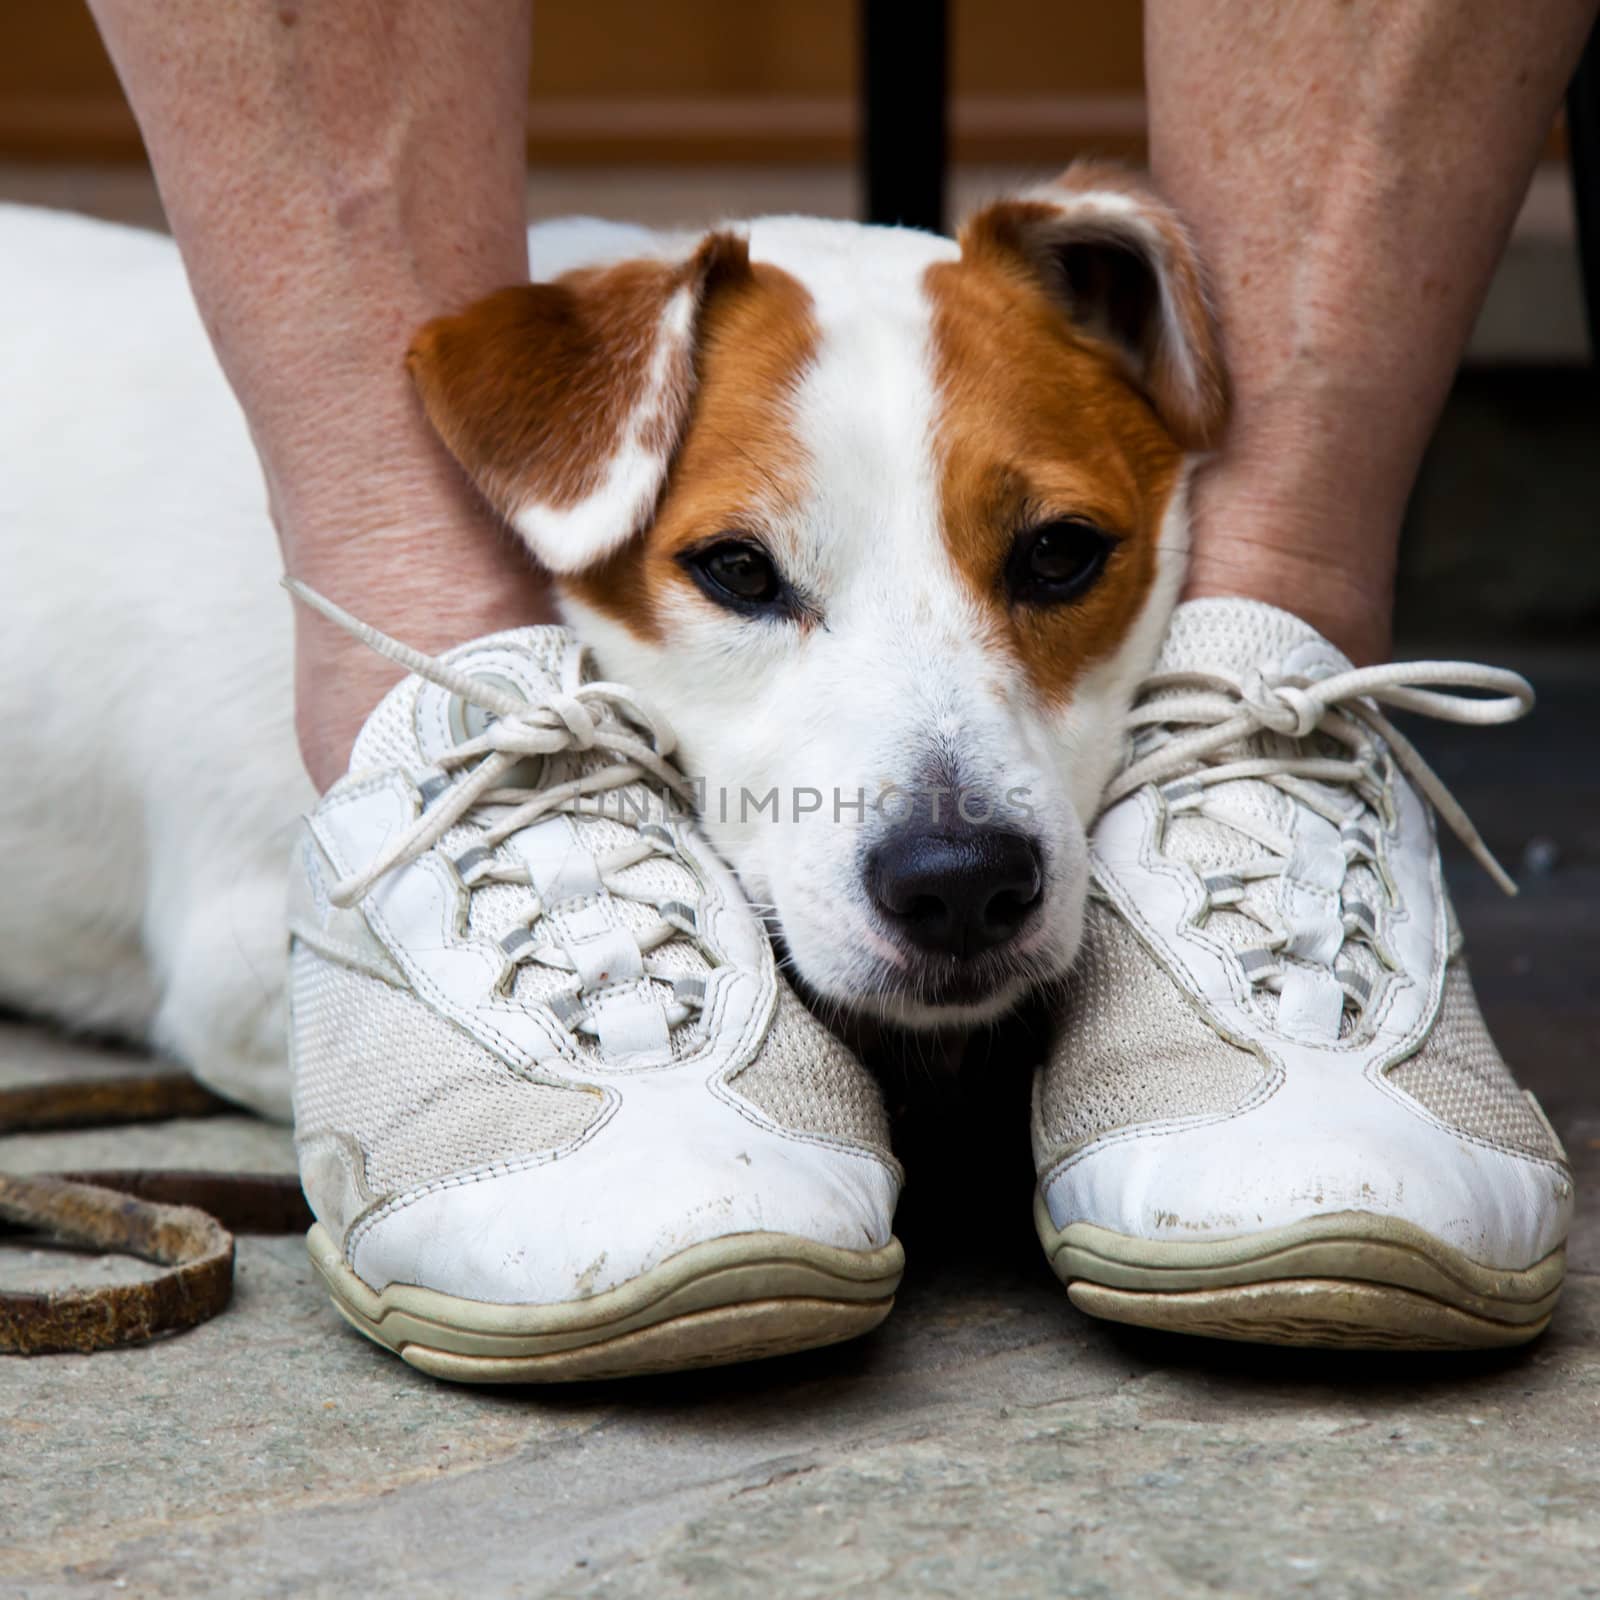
<box><xmin>348</xmin><ymin>1085</ymin><xmax>899</xmax><ymax>1305</ymax></box>
<box><xmin>1041</xmin><ymin>1073</ymin><xmax>1572</xmax><ymax>1273</ymax></box>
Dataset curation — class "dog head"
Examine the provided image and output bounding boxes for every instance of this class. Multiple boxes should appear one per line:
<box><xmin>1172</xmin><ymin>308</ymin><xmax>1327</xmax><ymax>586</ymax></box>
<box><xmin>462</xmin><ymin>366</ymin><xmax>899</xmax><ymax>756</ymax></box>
<box><xmin>408</xmin><ymin>165</ymin><xmax>1225</xmax><ymax>1027</ymax></box>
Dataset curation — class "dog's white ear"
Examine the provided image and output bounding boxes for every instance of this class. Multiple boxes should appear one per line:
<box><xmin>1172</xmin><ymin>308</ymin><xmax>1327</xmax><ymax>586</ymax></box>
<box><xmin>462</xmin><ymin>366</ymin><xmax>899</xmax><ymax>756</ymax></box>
<box><xmin>408</xmin><ymin>231</ymin><xmax>751</xmax><ymax>574</ymax></box>
<box><xmin>961</xmin><ymin>163</ymin><xmax>1227</xmax><ymax>449</ymax></box>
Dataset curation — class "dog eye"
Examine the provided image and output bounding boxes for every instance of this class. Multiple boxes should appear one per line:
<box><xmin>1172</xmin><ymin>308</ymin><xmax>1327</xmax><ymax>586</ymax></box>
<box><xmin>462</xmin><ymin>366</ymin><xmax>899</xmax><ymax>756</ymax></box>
<box><xmin>682</xmin><ymin>539</ymin><xmax>786</xmax><ymax>612</ymax></box>
<box><xmin>1006</xmin><ymin>519</ymin><xmax>1114</xmax><ymax>606</ymax></box>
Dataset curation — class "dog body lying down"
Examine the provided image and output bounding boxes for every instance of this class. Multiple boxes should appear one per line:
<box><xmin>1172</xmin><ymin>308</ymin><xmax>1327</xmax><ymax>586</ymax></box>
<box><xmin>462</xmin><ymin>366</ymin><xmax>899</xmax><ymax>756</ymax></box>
<box><xmin>0</xmin><ymin>171</ymin><xmax>1222</xmax><ymax>1117</ymax></box>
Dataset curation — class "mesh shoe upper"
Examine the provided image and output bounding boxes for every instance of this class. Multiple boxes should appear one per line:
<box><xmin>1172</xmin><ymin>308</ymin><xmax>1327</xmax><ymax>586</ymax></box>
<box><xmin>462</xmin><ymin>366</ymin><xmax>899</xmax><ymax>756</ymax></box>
<box><xmin>1387</xmin><ymin>960</ymin><xmax>1561</xmax><ymax>1161</ymax></box>
<box><xmin>1034</xmin><ymin>597</ymin><xmax>1570</xmax><ymax>1271</ymax></box>
<box><xmin>1031</xmin><ymin>898</ymin><xmax>1267</xmax><ymax>1167</ymax></box>
<box><xmin>336</xmin><ymin>626</ymin><xmax>714</xmax><ymax>1061</ymax></box>
<box><xmin>288</xmin><ymin>617</ymin><xmax>897</xmax><ymax>1299</ymax></box>
<box><xmin>291</xmin><ymin>948</ymin><xmax>604</xmax><ymax>1204</ymax></box>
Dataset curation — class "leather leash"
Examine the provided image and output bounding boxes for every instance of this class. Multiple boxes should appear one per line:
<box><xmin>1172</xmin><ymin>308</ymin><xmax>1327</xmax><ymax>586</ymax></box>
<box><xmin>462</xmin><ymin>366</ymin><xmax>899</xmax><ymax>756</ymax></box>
<box><xmin>0</xmin><ymin>1070</ymin><xmax>310</xmax><ymax>1355</ymax></box>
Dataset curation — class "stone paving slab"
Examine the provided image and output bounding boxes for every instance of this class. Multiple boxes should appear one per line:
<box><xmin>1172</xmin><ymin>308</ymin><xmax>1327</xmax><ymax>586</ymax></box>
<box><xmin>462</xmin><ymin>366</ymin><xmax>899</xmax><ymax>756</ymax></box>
<box><xmin>5</xmin><ymin>1114</ymin><xmax>294</xmax><ymax>1178</ymax></box>
<box><xmin>3</xmin><ymin>1229</ymin><xmax>1597</xmax><ymax>1598</ymax></box>
<box><xmin>1</xmin><ymin>1021</ymin><xmax>295</xmax><ymax>1175</ymax></box>
<box><xmin>2</xmin><ymin>992</ymin><xmax>1597</xmax><ymax>1598</ymax></box>
<box><xmin>0</xmin><ymin>1026</ymin><xmax>165</xmax><ymax>1091</ymax></box>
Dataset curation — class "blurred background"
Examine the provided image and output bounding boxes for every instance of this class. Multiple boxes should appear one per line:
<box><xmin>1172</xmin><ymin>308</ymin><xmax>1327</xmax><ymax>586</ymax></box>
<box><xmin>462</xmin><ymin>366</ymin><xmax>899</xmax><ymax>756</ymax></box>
<box><xmin>0</xmin><ymin>1</ymin><xmax>1593</xmax><ymax>644</ymax></box>
<box><xmin>1</xmin><ymin>1</ymin><xmax>1594</xmax><ymax>1103</ymax></box>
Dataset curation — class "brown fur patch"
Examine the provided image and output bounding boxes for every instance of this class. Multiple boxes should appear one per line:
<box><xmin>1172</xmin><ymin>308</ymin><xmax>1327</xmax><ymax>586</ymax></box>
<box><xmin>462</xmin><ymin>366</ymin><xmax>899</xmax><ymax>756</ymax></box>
<box><xmin>925</xmin><ymin>245</ymin><xmax>1184</xmax><ymax>707</ymax></box>
<box><xmin>564</xmin><ymin>261</ymin><xmax>820</xmax><ymax>637</ymax></box>
<box><xmin>963</xmin><ymin>166</ymin><xmax>1228</xmax><ymax>451</ymax></box>
<box><xmin>407</xmin><ymin>232</ymin><xmax>751</xmax><ymax>526</ymax></box>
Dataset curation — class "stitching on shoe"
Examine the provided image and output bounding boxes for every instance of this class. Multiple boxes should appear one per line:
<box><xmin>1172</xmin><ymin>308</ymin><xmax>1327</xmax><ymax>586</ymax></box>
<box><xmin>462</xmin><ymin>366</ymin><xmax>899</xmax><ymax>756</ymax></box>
<box><xmin>344</xmin><ymin>1087</ymin><xmax>623</xmax><ymax>1257</ymax></box>
<box><xmin>1369</xmin><ymin>1068</ymin><xmax>1570</xmax><ymax>1174</ymax></box>
<box><xmin>1038</xmin><ymin>1065</ymin><xmax>1285</xmax><ymax>1190</ymax></box>
<box><xmin>356</xmin><ymin>857</ymin><xmax>580</xmax><ymax>1068</ymax></box>
<box><xmin>1112</xmin><ymin>787</ymin><xmax>1443</xmax><ymax>1063</ymax></box>
<box><xmin>709</xmin><ymin>966</ymin><xmax>900</xmax><ymax>1175</ymax></box>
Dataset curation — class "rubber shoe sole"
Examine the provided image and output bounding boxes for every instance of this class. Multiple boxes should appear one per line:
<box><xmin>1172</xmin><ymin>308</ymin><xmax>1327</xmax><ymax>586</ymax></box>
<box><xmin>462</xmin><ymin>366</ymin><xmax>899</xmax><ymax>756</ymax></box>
<box><xmin>1034</xmin><ymin>1196</ymin><xmax>1564</xmax><ymax>1351</ymax></box>
<box><xmin>308</xmin><ymin>1223</ymin><xmax>903</xmax><ymax>1382</ymax></box>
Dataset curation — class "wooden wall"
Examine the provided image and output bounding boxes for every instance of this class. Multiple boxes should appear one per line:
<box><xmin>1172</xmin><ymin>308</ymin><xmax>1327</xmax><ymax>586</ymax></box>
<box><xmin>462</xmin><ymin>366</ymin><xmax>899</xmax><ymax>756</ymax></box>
<box><xmin>0</xmin><ymin>1</ymin><xmax>1148</xmax><ymax>165</ymax></box>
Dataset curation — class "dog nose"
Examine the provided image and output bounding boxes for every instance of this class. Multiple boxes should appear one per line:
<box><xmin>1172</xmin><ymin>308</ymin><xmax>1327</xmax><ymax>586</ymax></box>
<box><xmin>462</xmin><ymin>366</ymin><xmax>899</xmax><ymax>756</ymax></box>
<box><xmin>868</xmin><ymin>829</ymin><xmax>1043</xmax><ymax>959</ymax></box>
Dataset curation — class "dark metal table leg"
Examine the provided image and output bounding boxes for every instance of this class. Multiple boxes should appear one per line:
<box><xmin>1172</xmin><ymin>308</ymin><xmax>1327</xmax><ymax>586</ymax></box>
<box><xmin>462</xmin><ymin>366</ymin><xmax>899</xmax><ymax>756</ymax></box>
<box><xmin>860</xmin><ymin>0</ymin><xmax>949</xmax><ymax>234</ymax></box>
<box><xmin>1567</xmin><ymin>19</ymin><xmax>1600</xmax><ymax>361</ymax></box>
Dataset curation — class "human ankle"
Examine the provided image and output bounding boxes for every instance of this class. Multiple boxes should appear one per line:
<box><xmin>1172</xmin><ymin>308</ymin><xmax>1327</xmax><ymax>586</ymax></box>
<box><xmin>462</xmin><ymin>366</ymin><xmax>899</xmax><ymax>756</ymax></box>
<box><xmin>1183</xmin><ymin>546</ymin><xmax>1393</xmax><ymax>665</ymax></box>
<box><xmin>1181</xmin><ymin>451</ymin><xmax>1400</xmax><ymax>664</ymax></box>
<box><xmin>285</xmin><ymin>507</ymin><xmax>559</xmax><ymax>789</ymax></box>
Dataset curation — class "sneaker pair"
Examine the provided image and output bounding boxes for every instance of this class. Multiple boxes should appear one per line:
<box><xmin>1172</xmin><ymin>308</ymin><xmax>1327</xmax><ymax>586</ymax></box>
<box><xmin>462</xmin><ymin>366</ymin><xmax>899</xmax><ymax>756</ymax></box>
<box><xmin>289</xmin><ymin>588</ymin><xmax>1570</xmax><ymax>1379</ymax></box>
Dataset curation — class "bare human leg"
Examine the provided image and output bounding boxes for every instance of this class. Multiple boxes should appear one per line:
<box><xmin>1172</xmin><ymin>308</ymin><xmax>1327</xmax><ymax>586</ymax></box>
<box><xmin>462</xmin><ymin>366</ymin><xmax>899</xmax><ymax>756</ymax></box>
<box><xmin>1146</xmin><ymin>0</ymin><xmax>1598</xmax><ymax>663</ymax></box>
<box><xmin>89</xmin><ymin>0</ymin><xmax>555</xmax><ymax>789</ymax></box>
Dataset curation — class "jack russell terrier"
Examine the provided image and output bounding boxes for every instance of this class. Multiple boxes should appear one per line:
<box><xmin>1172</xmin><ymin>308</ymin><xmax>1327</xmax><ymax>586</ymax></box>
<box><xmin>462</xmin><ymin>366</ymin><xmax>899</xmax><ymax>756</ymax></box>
<box><xmin>0</xmin><ymin>165</ymin><xmax>1223</xmax><ymax>1118</ymax></box>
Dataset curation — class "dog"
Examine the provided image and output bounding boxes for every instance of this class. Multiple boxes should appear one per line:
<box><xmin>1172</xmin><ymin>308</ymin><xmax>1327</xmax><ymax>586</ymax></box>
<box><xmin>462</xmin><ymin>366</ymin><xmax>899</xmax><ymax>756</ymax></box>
<box><xmin>0</xmin><ymin>165</ymin><xmax>1223</xmax><ymax>1117</ymax></box>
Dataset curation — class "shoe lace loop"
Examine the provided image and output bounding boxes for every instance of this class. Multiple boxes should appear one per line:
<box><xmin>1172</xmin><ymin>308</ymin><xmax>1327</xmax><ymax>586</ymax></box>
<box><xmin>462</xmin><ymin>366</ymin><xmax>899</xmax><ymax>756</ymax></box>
<box><xmin>287</xmin><ymin>581</ymin><xmax>709</xmax><ymax>1025</ymax></box>
<box><xmin>1104</xmin><ymin>658</ymin><xmax>1534</xmax><ymax>897</ymax></box>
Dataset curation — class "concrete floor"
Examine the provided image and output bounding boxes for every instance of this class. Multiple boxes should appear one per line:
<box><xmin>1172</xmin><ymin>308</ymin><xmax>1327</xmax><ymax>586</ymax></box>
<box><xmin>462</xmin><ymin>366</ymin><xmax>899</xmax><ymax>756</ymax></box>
<box><xmin>3</xmin><ymin>656</ymin><xmax>1597</xmax><ymax>1599</ymax></box>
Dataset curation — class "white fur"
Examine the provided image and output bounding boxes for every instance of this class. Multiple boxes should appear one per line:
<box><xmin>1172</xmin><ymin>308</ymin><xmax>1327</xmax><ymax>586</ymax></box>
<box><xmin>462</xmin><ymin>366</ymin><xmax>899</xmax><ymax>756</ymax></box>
<box><xmin>0</xmin><ymin>205</ymin><xmax>310</xmax><ymax>1115</ymax></box>
<box><xmin>0</xmin><ymin>201</ymin><xmax>1197</xmax><ymax>1114</ymax></box>
<box><xmin>561</xmin><ymin>216</ymin><xmax>1191</xmax><ymax>1028</ymax></box>
<box><xmin>511</xmin><ymin>278</ymin><xmax>699</xmax><ymax>574</ymax></box>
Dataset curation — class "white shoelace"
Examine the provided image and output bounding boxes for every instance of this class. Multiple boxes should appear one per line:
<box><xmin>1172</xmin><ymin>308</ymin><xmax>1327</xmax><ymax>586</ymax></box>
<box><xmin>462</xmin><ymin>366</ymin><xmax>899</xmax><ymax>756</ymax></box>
<box><xmin>1102</xmin><ymin>657</ymin><xmax>1534</xmax><ymax>1012</ymax></box>
<box><xmin>288</xmin><ymin>580</ymin><xmax>712</xmax><ymax>1022</ymax></box>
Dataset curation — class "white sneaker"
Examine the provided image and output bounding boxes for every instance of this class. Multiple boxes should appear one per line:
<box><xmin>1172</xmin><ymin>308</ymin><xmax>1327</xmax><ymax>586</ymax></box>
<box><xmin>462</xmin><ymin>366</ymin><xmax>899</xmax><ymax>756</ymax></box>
<box><xmin>287</xmin><ymin>590</ymin><xmax>902</xmax><ymax>1382</ymax></box>
<box><xmin>1033</xmin><ymin>598</ymin><xmax>1572</xmax><ymax>1350</ymax></box>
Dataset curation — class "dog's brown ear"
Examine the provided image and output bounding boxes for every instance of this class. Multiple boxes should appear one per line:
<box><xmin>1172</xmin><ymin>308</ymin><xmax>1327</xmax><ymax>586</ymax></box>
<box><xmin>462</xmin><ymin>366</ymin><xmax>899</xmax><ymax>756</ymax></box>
<box><xmin>960</xmin><ymin>163</ymin><xmax>1227</xmax><ymax>449</ymax></box>
<box><xmin>407</xmin><ymin>231</ymin><xmax>751</xmax><ymax>574</ymax></box>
